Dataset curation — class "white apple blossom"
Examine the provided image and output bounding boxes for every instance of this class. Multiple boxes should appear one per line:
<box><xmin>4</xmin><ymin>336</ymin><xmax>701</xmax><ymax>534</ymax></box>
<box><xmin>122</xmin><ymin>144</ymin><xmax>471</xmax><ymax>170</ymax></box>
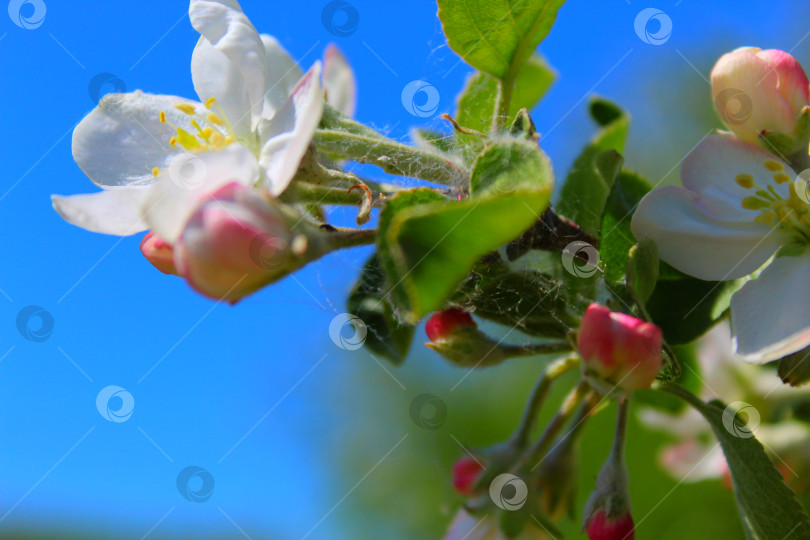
<box><xmin>52</xmin><ymin>0</ymin><xmax>355</xmax><ymax>238</ymax></box>
<box><xmin>632</xmin><ymin>132</ymin><xmax>810</xmax><ymax>363</ymax></box>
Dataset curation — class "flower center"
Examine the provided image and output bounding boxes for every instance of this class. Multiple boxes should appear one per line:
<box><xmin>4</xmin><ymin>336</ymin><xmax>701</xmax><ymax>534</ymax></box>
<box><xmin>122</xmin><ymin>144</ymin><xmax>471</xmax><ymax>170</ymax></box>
<box><xmin>160</xmin><ymin>97</ymin><xmax>236</xmax><ymax>152</ymax></box>
<box><xmin>736</xmin><ymin>158</ymin><xmax>810</xmax><ymax>240</ymax></box>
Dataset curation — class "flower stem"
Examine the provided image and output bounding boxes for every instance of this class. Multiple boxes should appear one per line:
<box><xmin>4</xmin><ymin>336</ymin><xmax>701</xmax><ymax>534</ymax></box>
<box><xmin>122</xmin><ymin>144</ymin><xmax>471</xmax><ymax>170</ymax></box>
<box><xmin>524</xmin><ymin>380</ymin><xmax>591</xmax><ymax>469</ymax></box>
<box><xmin>313</xmin><ymin>129</ymin><xmax>470</xmax><ymax>186</ymax></box>
<box><xmin>511</xmin><ymin>356</ymin><xmax>579</xmax><ymax>447</ymax></box>
<box><xmin>321</xmin><ymin>227</ymin><xmax>377</xmax><ymax>250</ymax></box>
<box><xmin>283</xmin><ymin>182</ymin><xmax>388</xmax><ymax>208</ymax></box>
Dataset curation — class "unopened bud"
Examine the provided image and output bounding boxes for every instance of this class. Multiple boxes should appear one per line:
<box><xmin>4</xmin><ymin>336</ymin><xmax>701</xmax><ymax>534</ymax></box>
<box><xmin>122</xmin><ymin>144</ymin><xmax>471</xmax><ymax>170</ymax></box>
<box><xmin>586</xmin><ymin>509</ymin><xmax>634</xmax><ymax>540</ymax></box>
<box><xmin>452</xmin><ymin>456</ymin><xmax>485</xmax><ymax>497</ymax></box>
<box><xmin>578</xmin><ymin>304</ymin><xmax>662</xmax><ymax>395</ymax></box>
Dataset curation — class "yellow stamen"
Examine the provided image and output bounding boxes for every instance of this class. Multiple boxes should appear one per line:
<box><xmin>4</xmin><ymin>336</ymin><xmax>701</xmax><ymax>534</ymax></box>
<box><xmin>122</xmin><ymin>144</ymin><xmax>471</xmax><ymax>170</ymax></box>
<box><xmin>175</xmin><ymin>128</ymin><xmax>199</xmax><ymax>150</ymax></box>
<box><xmin>205</xmin><ymin>97</ymin><xmax>216</xmax><ymax>109</ymax></box>
<box><xmin>207</xmin><ymin>113</ymin><xmax>224</xmax><ymax>126</ymax></box>
<box><xmin>152</xmin><ymin>167</ymin><xmax>160</xmax><ymax>177</ymax></box>
<box><xmin>169</xmin><ymin>137</ymin><xmax>177</xmax><ymax>148</ymax></box>
<box><xmin>159</xmin><ymin>111</ymin><xmax>166</xmax><ymax>124</ymax></box>
<box><xmin>742</xmin><ymin>196</ymin><xmax>769</xmax><ymax>210</ymax></box>
<box><xmin>773</xmin><ymin>172</ymin><xmax>791</xmax><ymax>184</ymax></box>
<box><xmin>763</xmin><ymin>159</ymin><xmax>784</xmax><ymax>172</ymax></box>
<box><xmin>175</xmin><ymin>103</ymin><xmax>197</xmax><ymax>115</ymax></box>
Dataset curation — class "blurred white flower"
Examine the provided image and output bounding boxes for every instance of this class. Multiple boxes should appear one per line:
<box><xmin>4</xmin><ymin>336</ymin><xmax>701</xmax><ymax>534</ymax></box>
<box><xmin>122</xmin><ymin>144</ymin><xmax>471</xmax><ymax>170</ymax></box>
<box><xmin>639</xmin><ymin>322</ymin><xmax>810</xmax><ymax>488</ymax></box>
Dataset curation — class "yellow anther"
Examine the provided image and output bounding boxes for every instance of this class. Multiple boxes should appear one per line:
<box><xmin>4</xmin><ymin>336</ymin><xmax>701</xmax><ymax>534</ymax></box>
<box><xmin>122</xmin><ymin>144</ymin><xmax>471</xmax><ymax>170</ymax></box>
<box><xmin>774</xmin><ymin>172</ymin><xmax>791</xmax><ymax>184</ymax></box>
<box><xmin>210</xmin><ymin>133</ymin><xmax>225</xmax><ymax>146</ymax></box>
<box><xmin>159</xmin><ymin>111</ymin><xmax>166</xmax><ymax>124</ymax></box>
<box><xmin>152</xmin><ymin>167</ymin><xmax>160</xmax><ymax>177</ymax></box>
<box><xmin>201</xmin><ymin>127</ymin><xmax>213</xmax><ymax>140</ymax></box>
<box><xmin>169</xmin><ymin>137</ymin><xmax>177</xmax><ymax>148</ymax></box>
<box><xmin>175</xmin><ymin>103</ymin><xmax>197</xmax><ymax>115</ymax></box>
<box><xmin>763</xmin><ymin>159</ymin><xmax>784</xmax><ymax>172</ymax></box>
<box><xmin>205</xmin><ymin>97</ymin><xmax>216</xmax><ymax>109</ymax></box>
<box><xmin>735</xmin><ymin>174</ymin><xmax>755</xmax><ymax>188</ymax></box>
<box><xmin>742</xmin><ymin>196</ymin><xmax>769</xmax><ymax>210</ymax></box>
<box><xmin>224</xmin><ymin>136</ymin><xmax>235</xmax><ymax>145</ymax></box>
<box><xmin>207</xmin><ymin>113</ymin><xmax>224</xmax><ymax>126</ymax></box>
<box><xmin>175</xmin><ymin>128</ymin><xmax>199</xmax><ymax>150</ymax></box>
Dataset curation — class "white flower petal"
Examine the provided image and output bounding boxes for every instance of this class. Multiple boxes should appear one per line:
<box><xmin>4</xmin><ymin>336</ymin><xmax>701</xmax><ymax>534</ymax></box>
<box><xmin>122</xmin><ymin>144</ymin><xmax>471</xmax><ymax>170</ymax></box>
<box><xmin>191</xmin><ymin>37</ymin><xmax>253</xmax><ymax>138</ymax></box>
<box><xmin>731</xmin><ymin>252</ymin><xmax>810</xmax><ymax>363</ymax></box>
<box><xmin>142</xmin><ymin>145</ymin><xmax>259</xmax><ymax>243</ymax></box>
<box><xmin>681</xmin><ymin>132</ymin><xmax>792</xmax><ymax>222</ymax></box>
<box><xmin>72</xmin><ymin>92</ymin><xmax>197</xmax><ymax>188</ymax></box>
<box><xmin>189</xmin><ymin>0</ymin><xmax>268</xmax><ymax>125</ymax></box>
<box><xmin>258</xmin><ymin>62</ymin><xmax>324</xmax><ymax>196</ymax></box>
<box><xmin>52</xmin><ymin>187</ymin><xmax>149</xmax><ymax>236</ymax></box>
<box><xmin>261</xmin><ymin>34</ymin><xmax>303</xmax><ymax>117</ymax></box>
<box><xmin>323</xmin><ymin>44</ymin><xmax>356</xmax><ymax>117</ymax></box>
<box><xmin>631</xmin><ymin>185</ymin><xmax>785</xmax><ymax>280</ymax></box>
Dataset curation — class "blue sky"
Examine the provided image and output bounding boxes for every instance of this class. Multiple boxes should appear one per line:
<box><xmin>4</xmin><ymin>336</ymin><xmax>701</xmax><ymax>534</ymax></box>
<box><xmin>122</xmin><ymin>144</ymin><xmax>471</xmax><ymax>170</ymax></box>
<box><xmin>1</xmin><ymin>0</ymin><xmax>808</xmax><ymax>538</ymax></box>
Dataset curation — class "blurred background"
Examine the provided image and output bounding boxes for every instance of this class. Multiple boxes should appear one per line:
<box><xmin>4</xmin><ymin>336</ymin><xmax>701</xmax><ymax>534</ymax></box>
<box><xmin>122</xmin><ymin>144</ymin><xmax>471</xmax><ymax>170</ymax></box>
<box><xmin>1</xmin><ymin>0</ymin><xmax>809</xmax><ymax>538</ymax></box>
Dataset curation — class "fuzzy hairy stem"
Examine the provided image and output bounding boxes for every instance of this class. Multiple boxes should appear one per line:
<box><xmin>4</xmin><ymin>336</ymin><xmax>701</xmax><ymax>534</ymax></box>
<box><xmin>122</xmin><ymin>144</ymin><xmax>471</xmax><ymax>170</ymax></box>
<box><xmin>314</xmin><ymin>129</ymin><xmax>470</xmax><ymax>186</ymax></box>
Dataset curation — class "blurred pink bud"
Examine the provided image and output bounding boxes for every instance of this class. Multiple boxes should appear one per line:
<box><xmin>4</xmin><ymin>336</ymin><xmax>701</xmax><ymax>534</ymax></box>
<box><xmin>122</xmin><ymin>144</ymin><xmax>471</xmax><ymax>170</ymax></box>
<box><xmin>586</xmin><ymin>509</ymin><xmax>634</xmax><ymax>540</ymax></box>
<box><xmin>452</xmin><ymin>456</ymin><xmax>484</xmax><ymax>496</ymax></box>
<box><xmin>426</xmin><ymin>309</ymin><xmax>477</xmax><ymax>343</ymax></box>
<box><xmin>711</xmin><ymin>47</ymin><xmax>810</xmax><ymax>143</ymax></box>
<box><xmin>174</xmin><ymin>182</ymin><xmax>294</xmax><ymax>303</ymax></box>
<box><xmin>578</xmin><ymin>304</ymin><xmax>662</xmax><ymax>394</ymax></box>
<box><xmin>140</xmin><ymin>232</ymin><xmax>177</xmax><ymax>275</ymax></box>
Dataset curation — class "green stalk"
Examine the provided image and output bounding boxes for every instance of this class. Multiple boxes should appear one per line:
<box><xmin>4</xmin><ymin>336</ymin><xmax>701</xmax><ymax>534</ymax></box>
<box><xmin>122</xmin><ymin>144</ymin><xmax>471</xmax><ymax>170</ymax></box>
<box><xmin>314</xmin><ymin>129</ymin><xmax>469</xmax><ymax>186</ymax></box>
<box><xmin>511</xmin><ymin>355</ymin><xmax>579</xmax><ymax>447</ymax></box>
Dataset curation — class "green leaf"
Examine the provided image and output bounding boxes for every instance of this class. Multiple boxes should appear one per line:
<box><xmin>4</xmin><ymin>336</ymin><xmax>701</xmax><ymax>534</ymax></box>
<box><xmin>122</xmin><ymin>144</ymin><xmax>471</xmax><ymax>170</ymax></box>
<box><xmin>379</xmin><ymin>141</ymin><xmax>553</xmax><ymax>322</ymax></box>
<box><xmin>599</xmin><ymin>169</ymin><xmax>652</xmax><ymax>283</ymax></box>
<box><xmin>646</xmin><ymin>263</ymin><xmax>743</xmax><ymax>345</ymax></box>
<box><xmin>455</xmin><ymin>55</ymin><xmax>555</xmax><ymax>160</ymax></box>
<box><xmin>347</xmin><ymin>254</ymin><xmax>416</xmax><ymax>365</ymax></box>
<box><xmin>437</xmin><ymin>0</ymin><xmax>565</xmax><ymax>84</ymax></box>
<box><xmin>664</xmin><ymin>385</ymin><xmax>810</xmax><ymax>540</ymax></box>
<box><xmin>556</xmin><ymin>97</ymin><xmax>630</xmax><ymax>235</ymax></box>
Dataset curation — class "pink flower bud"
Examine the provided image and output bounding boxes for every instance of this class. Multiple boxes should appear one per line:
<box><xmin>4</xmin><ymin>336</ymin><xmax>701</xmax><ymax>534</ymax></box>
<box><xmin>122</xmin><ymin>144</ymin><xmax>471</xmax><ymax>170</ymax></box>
<box><xmin>578</xmin><ymin>304</ymin><xmax>662</xmax><ymax>394</ymax></box>
<box><xmin>586</xmin><ymin>509</ymin><xmax>634</xmax><ymax>540</ymax></box>
<box><xmin>711</xmin><ymin>47</ymin><xmax>810</xmax><ymax>143</ymax></box>
<box><xmin>426</xmin><ymin>309</ymin><xmax>477</xmax><ymax>342</ymax></box>
<box><xmin>174</xmin><ymin>182</ymin><xmax>295</xmax><ymax>303</ymax></box>
<box><xmin>140</xmin><ymin>232</ymin><xmax>177</xmax><ymax>275</ymax></box>
<box><xmin>452</xmin><ymin>456</ymin><xmax>484</xmax><ymax>496</ymax></box>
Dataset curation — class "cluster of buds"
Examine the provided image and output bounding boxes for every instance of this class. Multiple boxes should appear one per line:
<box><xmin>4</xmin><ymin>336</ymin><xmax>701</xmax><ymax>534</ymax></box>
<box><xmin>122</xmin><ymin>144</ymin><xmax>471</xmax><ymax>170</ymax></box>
<box><xmin>440</xmin><ymin>304</ymin><xmax>660</xmax><ymax>539</ymax></box>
